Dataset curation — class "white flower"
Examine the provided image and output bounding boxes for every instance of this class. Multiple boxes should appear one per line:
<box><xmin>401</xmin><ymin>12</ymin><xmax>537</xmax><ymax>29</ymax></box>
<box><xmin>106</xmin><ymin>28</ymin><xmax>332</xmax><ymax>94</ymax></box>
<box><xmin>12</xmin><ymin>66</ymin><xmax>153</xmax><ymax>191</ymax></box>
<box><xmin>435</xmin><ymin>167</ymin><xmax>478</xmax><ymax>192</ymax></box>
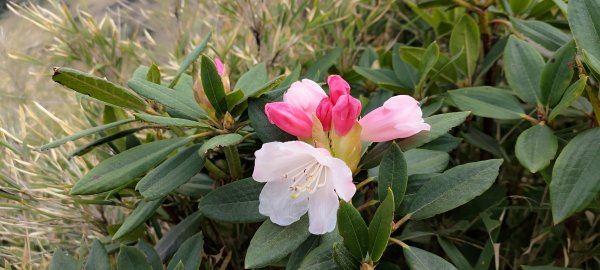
<box><xmin>252</xmin><ymin>141</ymin><xmax>356</xmax><ymax>234</ymax></box>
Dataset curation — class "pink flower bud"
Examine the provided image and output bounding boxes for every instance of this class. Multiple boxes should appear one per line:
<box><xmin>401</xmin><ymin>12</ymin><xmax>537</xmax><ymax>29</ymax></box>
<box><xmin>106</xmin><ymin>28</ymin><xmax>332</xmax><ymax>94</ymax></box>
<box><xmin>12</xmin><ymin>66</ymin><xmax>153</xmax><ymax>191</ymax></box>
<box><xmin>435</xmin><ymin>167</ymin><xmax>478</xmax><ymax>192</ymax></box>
<box><xmin>214</xmin><ymin>57</ymin><xmax>225</xmax><ymax>77</ymax></box>
<box><xmin>359</xmin><ymin>95</ymin><xmax>430</xmax><ymax>142</ymax></box>
<box><xmin>332</xmin><ymin>95</ymin><xmax>362</xmax><ymax>136</ymax></box>
<box><xmin>283</xmin><ymin>79</ymin><xmax>328</xmax><ymax>117</ymax></box>
<box><xmin>327</xmin><ymin>75</ymin><xmax>350</xmax><ymax>104</ymax></box>
<box><xmin>265</xmin><ymin>102</ymin><xmax>313</xmax><ymax>138</ymax></box>
<box><xmin>316</xmin><ymin>98</ymin><xmax>334</xmax><ymax>132</ymax></box>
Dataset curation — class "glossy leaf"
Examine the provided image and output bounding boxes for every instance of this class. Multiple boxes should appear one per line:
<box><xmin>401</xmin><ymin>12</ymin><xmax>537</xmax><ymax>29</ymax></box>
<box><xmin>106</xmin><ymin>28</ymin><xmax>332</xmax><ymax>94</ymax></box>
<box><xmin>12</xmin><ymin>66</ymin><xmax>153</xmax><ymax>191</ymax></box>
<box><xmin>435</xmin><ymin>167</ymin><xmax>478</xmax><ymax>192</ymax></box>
<box><xmin>550</xmin><ymin>128</ymin><xmax>600</xmax><ymax>223</ymax></box>
<box><xmin>408</xmin><ymin>159</ymin><xmax>503</xmax><ymax>219</ymax></box>
<box><xmin>548</xmin><ymin>77</ymin><xmax>588</xmax><ymax>121</ymax></box>
<box><xmin>569</xmin><ymin>0</ymin><xmax>600</xmax><ymax>62</ymax></box>
<box><xmin>167</xmin><ymin>233</ymin><xmax>204</xmax><ymax>270</ymax></box>
<box><xmin>511</xmin><ymin>18</ymin><xmax>570</xmax><ymax>51</ymax></box>
<box><xmin>368</xmin><ymin>189</ymin><xmax>394</xmax><ymax>262</ymax></box>
<box><xmin>113</xmin><ymin>198</ymin><xmax>164</xmax><ymax>240</ymax></box>
<box><xmin>298</xmin><ymin>244</ymin><xmax>337</xmax><ymax>270</ymax></box>
<box><xmin>405</xmin><ymin>149</ymin><xmax>450</xmax><ymax>175</ymax></box>
<box><xmin>332</xmin><ymin>243</ymin><xmax>359</xmax><ymax>270</ymax></box>
<box><xmin>200</xmin><ymin>55</ymin><xmax>227</xmax><ymax>116</ymax></box>
<box><xmin>448</xmin><ymin>86</ymin><xmax>524</xmax><ymax>119</ymax></box>
<box><xmin>198</xmin><ymin>134</ymin><xmax>243</xmax><ymax>155</ymax></box>
<box><xmin>117</xmin><ymin>245</ymin><xmax>152</xmax><ymax>270</ymax></box>
<box><xmin>403</xmin><ymin>245</ymin><xmax>458</xmax><ymax>270</ymax></box>
<box><xmin>378</xmin><ymin>143</ymin><xmax>408</xmax><ymax>207</ymax></box>
<box><xmin>198</xmin><ymin>178</ymin><xmax>265</xmax><ymax>223</ymax></box>
<box><xmin>245</xmin><ymin>216</ymin><xmax>311</xmax><ymax>268</ymax></box>
<box><xmin>38</xmin><ymin>118</ymin><xmax>135</xmax><ymax>151</ymax></box>
<box><xmin>504</xmin><ymin>36</ymin><xmax>544</xmax><ymax>104</ymax></box>
<box><xmin>337</xmin><ymin>201</ymin><xmax>369</xmax><ymax>260</ymax></box>
<box><xmin>450</xmin><ymin>15</ymin><xmax>480</xmax><ymax>79</ymax></box>
<box><xmin>85</xmin><ymin>240</ymin><xmax>110</xmax><ymax>270</ymax></box>
<box><xmin>52</xmin><ymin>67</ymin><xmax>146</xmax><ymax>110</ymax></box>
<box><xmin>137</xmin><ymin>144</ymin><xmax>204</xmax><ymax>199</ymax></box>
<box><xmin>155</xmin><ymin>211</ymin><xmax>204</xmax><ymax>260</ymax></box>
<box><xmin>286</xmin><ymin>236</ymin><xmax>321</xmax><ymax>270</ymax></box>
<box><xmin>541</xmin><ymin>40</ymin><xmax>576</xmax><ymax>106</ymax></box>
<box><xmin>515</xmin><ymin>124</ymin><xmax>558</xmax><ymax>173</ymax></box>
<box><xmin>128</xmin><ymin>79</ymin><xmax>205</xmax><ymax>119</ymax></box>
<box><xmin>135</xmin><ymin>241</ymin><xmax>163</xmax><ymax>270</ymax></box>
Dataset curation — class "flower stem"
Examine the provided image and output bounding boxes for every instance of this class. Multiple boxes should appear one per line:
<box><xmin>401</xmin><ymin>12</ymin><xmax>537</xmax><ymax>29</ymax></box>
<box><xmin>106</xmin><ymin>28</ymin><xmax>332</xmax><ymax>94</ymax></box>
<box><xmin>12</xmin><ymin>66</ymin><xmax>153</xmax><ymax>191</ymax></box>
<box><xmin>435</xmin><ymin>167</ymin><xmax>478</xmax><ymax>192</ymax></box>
<box><xmin>392</xmin><ymin>214</ymin><xmax>412</xmax><ymax>232</ymax></box>
<box><xmin>388</xmin><ymin>237</ymin><xmax>409</xmax><ymax>248</ymax></box>
<box><xmin>205</xmin><ymin>159</ymin><xmax>229</xmax><ymax>180</ymax></box>
<box><xmin>224</xmin><ymin>145</ymin><xmax>243</xmax><ymax>180</ymax></box>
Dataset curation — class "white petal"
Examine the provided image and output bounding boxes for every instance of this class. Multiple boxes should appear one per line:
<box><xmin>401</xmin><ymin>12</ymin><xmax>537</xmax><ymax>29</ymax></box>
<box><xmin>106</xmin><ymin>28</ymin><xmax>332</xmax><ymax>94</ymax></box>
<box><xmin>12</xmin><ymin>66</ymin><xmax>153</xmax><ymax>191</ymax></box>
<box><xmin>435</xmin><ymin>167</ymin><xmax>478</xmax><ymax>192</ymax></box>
<box><xmin>307</xmin><ymin>183</ymin><xmax>339</xmax><ymax>234</ymax></box>
<box><xmin>259</xmin><ymin>178</ymin><xmax>309</xmax><ymax>226</ymax></box>
<box><xmin>316</xmin><ymin>155</ymin><xmax>356</xmax><ymax>201</ymax></box>
<box><xmin>253</xmin><ymin>142</ymin><xmax>314</xmax><ymax>182</ymax></box>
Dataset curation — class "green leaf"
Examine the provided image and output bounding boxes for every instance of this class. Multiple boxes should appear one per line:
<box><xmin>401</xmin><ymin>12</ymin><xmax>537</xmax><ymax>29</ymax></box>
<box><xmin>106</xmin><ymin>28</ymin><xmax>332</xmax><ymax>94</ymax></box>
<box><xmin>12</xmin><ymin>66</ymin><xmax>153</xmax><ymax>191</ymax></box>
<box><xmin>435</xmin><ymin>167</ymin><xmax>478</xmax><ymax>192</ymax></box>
<box><xmin>568</xmin><ymin>0</ymin><xmax>600</xmax><ymax>64</ymax></box>
<box><xmin>521</xmin><ymin>266</ymin><xmax>581</xmax><ymax>270</ymax></box>
<box><xmin>504</xmin><ymin>36</ymin><xmax>545</xmax><ymax>104</ymax></box>
<box><xmin>155</xmin><ymin>211</ymin><xmax>204</xmax><ymax>260</ymax></box>
<box><xmin>134</xmin><ymin>113</ymin><xmax>210</xmax><ymax>128</ymax></box>
<box><xmin>298</xmin><ymin>244</ymin><xmax>337</xmax><ymax>270</ymax></box>
<box><xmin>392</xmin><ymin>44</ymin><xmax>418</xmax><ymax>90</ymax></box>
<box><xmin>515</xmin><ymin>124</ymin><xmax>558</xmax><ymax>173</ymax></box>
<box><xmin>448</xmin><ymin>86</ymin><xmax>525</xmax><ymax>119</ymax></box>
<box><xmin>248</xmin><ymin>98</ymin><xmax>296</xmax><ymax>142</ymax></box>
<box><xmin>400</xmin><ymin>46</ymin><xmax>457</xmax><ymax>83</ymax></box>
<box><xmin>550</xmin><ymin>128</ymin><xmax>600</xmax><ymax>223</ymax></box>
<box><xmin>583</xmin><ymin>49</ymin><xmax>600</xmax><ymax>79</ymax></box>
<box><xmin>332</xmin><ymin>243</ymin><xmax>359</xmax><ymax>270</ymax></box>
<box><xmin>198</xmin><ymin>134</ymin><xmax>243</xmax><ymax>155</ymax></box>
<box><xmin>305</xmin><ymin>48</ymin><xmax>342</xmax><ymax>80</ymax></box>
<box><xmin>353</xmin><ymin>66</ymin><xmax>410</xmax><ymax>93</ymax></box>
<box><xmin>49</xmin><ymin>250</ymin><xmax>78</xmax><ymax>270</ymax></box>
<box><xmin>85</xmin><ymin>240</ymin><xmax>110</xmax><ymax>270</ymax></box>
<box><xmin>52</xmin><ymin>67</ymin><xmax>146</xmax><ymax>110</ymax></box>
<box><xmin>235</xmin><ymin>63</ymin><xmax>268</xmax><ymax>96</ymax></box>
<box><xmin>128</xmin><ymin>79</ymin><xmax>205</xmax><ymax>119</ymax></box>
<box><xmin>477</xmin><ymin>36</ymin><xmax>508</xmax><ymax>81</ymax></box>
<box><xmin>405</xmin><ymin>149</ymin><xmax>450</xmax><ymax>175</ymax></box>
<box><xmin>117</xmin><ymin>245</ymin><xmax>152</xmax><ymax>270</ymax></box>
<box><xmin>167</xmin><ymin>233</ymin><xmax>204</xmax><ymax>270</ymax></box>
<box><xmin>408</xmin><ymin>159</ymin><xmax>503</xmax><ymax>219</ymax></box>
<box><xmin>420</xmin><ymin>134</ymin><xmax>463</xmax><ymax>153</ymax></box>
<box><xmin>418</xmin><ymin>42</ymin><xmax>440</xmax><ymax>83</ymax></box>
<box><xmin>198</xmin><ymin>178</ymin><xmax>266</xmax><ymax>223</ymax></box>
<box><xmin>71</xmin><ymin>137</ymin><xmax>191</xmax><ymax>195</ymax></box>
<box><xmin>511</xmin><ymin>18</ymin><xmax>570</xmax><ymax>51</ymax></box>
<box><xmin>245</xmin><ymin>215</ymin><xmax>311</xmax><ymax>268</ymax></box>
<box><xmin>378</xmin><ymin>143</ymin><xmax>408</xmax><ymax>207</ymax></box>
<box><xmin>38</xmin><ymin>118</ymin><xmax>135</xmax><ymax>151</ymax></box>
<box><xmin>541</xmin><ymin>40</ymin><xmax>577</xmax><ymax>106</ymax></box>
<box><xmin>286</xmin><ymin>236</ymin><xmax>321</xmax><ymax>270</ymax></box>
<box><xmin>169</xmin><ymin>33</ymin><xmax>211</xmax><ymax>88</ymax></box>
<box><xmin>337</xmin><ymin>201</ymin><xmax>369</xmax><ymax>260</ymax></box>
<box><xmin>368</xmin><ymin>189</ymin><xmax>394</xmax><ymax>262</ymax></box>
<box><xmin>146</xmin><ymin>63</ymin><xmax>161</xmax><ymax>84</ymax></box>
<box><xmin>200</xmin><ymin>55</ymin><xmax>227</xmax><ymax>116</ymax></box>
<box><xmin>403</xmin><ymin>245</ymin><xmax>458</xmax><ymax>270</ymax></box>
<box><xmin>113</xmin><ymin>198</ymin><xmax>164</xmax><ymax>240</ymax></box>
<box><xmin>135</xmin><ymin>241</ymin><xmax>163</xmax><ymax>270</ymax></box>
<box><xmin>437</xmin><ymin>237</ymin><xmax>473</xmax><ymax>270</ymax></box>
<box><xmin>450</xmin><ymin>15</ymin><xmax>480</xmax><ymax>79</ymax></box>
<box><xmin>68</xmin><ymin>127</ymin><xmax>146</xmax><ymax>158</ymax></box>
<box><xmin>397</xmin><ymin>111</ymin><xmax>471</xmax><ymax>151</ymax></box>
<box><xmin>173</xmin><ymin>73</ymin><xmax>208</xmax><ymax>117</ymax></box>
<box><xmin>137</xmin><ymin>144</ymin><xmax>204</xmax><ymax>199</ymax></box>
<box><xmin>548</xmin><ymin>77</ymin><xmax>588</xmax><ymax>121</ymax></box>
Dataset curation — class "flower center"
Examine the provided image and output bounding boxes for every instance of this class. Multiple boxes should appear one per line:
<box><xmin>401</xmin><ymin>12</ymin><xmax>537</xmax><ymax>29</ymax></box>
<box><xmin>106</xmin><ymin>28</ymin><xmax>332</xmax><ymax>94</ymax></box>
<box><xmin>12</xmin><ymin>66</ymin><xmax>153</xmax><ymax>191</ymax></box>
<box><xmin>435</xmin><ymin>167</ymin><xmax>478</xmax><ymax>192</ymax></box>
<box><xmin>284</xmin><ymin>159</ymin><xmax>328</xmax><ymax>198</ymax></box>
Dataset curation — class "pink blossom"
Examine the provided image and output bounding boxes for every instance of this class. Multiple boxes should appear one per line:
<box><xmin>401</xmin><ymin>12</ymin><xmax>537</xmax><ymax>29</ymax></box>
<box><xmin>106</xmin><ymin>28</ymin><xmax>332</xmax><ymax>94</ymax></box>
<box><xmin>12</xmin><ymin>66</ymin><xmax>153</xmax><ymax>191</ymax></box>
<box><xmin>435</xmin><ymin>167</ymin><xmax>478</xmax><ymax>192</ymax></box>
<box><xmin>359</xmin><ymin>95</ymin><xmax>430</xmax><ymax>142</ymax></box>
<box><xmin>316</xmin><ymin>98</ymin><xmax>334</xmax><ymax>132</ymax></box>
<box><xmin>332</xmin><ymin>95</ymin><xmax>362</xmax><ymax>136</ymax></box>
<box><xmin>327</xmin><ymin>75</ymin><xmax>350</xmax><ymax>104</ymax></box>
<box><xmin>253</xmin><ymin>141</ymin><xmax>356</xmax><ymax>234</ymax></box>
<box><xmin>265</xmin><ymin>102</ymin><xmax>313</xmax><ymax>138</ymax></box>
<box><xmin>214</xmin><ymin>57</ymin><xmax>225</xmax><ymax>77</ymax></box>
<box><xmin>283</xmin><ymin>79</ymin><xmax>327</xmax><ymax>118</ymax></box>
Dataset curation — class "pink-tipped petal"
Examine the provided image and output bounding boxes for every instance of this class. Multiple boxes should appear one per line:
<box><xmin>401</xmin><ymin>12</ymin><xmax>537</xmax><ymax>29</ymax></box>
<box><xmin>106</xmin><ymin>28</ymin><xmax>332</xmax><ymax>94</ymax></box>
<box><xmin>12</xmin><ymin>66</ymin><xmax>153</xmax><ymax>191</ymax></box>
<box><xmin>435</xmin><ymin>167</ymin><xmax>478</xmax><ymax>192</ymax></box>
<box><xmin>327</xmin><ymin>75</ymin><xmax>350</xmax><ymax>104</ymax></box>
<box><xmin>283</xmin><ymin>79</ymin><xmax>327</xmax><ymax>117</ymax></box>
<box><xmin>214</xmin><ymin>57</ymin><xmax>225</xmax><ymax>77</ymax></box>
<box><xmin>332</xmin><ymin>95</ymin><xmax>362</xmax><ymax>136</ymax></box>
<box><xmin>316</xmin><ymin>98</ymin><xmax>334</xmax><ymax>132</ymax></box>
<box><xmin>265</xmin><ymin>102</ymin><xmax>313</xmax><ymax>138</ymax></box>
<box><xmin>359</xmin><ymin>95</ymin><xmax>430</xmax><ymax>142</ymax></box>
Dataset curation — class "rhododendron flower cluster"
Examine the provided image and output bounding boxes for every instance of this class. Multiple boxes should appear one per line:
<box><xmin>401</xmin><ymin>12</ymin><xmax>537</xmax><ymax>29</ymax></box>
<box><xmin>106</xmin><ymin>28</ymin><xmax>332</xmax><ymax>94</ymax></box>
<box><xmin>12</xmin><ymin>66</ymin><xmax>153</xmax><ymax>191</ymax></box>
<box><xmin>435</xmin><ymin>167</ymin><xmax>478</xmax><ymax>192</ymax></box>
<box><xmin>253</xmin><ymin>75</ymin><xmax>430</xmax><ymax>234</ymax></box>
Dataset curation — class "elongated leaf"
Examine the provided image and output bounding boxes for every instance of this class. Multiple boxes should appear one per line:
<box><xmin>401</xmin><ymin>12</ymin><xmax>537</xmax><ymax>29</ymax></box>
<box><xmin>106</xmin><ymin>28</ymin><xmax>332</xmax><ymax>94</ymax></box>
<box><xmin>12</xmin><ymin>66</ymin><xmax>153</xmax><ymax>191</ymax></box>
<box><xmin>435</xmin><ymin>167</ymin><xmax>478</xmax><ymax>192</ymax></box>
<box><xmin>548</xmin><ymin>77</ymin><xmax>588</xmax><ymax>120</ymax></box>
<box><xmin>408</xmin><ymin>159</ymin><xmax>503</xmax><ymax>219</ymax></box>
<box><xmin>169</xmin><ymin>33</ymin><xmax>211</xmax><ymax>88</ymax></box>
<box><xmin>584</xmin><ymin>49</ymin><xmax>600</xmax><ymax>78</ymax></box>
<box><xmin>511</xmin><ymin>18</ymin><xmax>570</xmax><ymax>51</ymax></box>
<box><xmin>393</xmin><ymin>44</ymin><xmax>418</xmax><ymax>90</ymax></box>
<box><xmin>400</xmin><ymin>46</ymin><xmax>457</xmax><ymax>83</ymax></box>
<box><xmin>337</xmin><ymin>201</ymin><xmax>369</xmax><ymax>260</ymax></box>
<box><xmin>504</xmin><ymin>36</ymin><xmax>544</xmax><ymax>104</ymax></box>
<box><xmin>515</xmin><ymin>124</ymin><xmax>558</xmax><ymax>173</ymax></box>
<box><xmin>134</xmin><ymin>113</ymin><xmax>210</xmax><ymax>128</ymax></box>
<box><xmin>418</xmin><ymin>42</ymin><xmax>440</xmax><ymax>82</ymax></box>
<box><xmin>521</xmin><ymin>266</ymin><xmax>580</xmax><ymax>270</ymax></box>
<box><xmin>245</xmin><ymin>216</ymin><xmax>311</xmax><ymax>268</ymax></box>
<box><xmin>403</xmin><ymin>245</ymin><xmax>458</xmax><ymax>270</ymax></box>
<box><xmin>69</xmin><ymin>127</ymin><xmax>146</xmax><ymax>158</ymax></box>
<box><xmin>368</xmin><ymin>189</ymin><xmax>394</xmax><ymax>262</ymax></box>
<box><xmin>541</xmin><ymin>40</ymin><xmax>576</xmax><ymax>106</ymax></box>
<box><xmin>286</xmin><ymin>236</ymin><xmax>321</xmax><ymax>270</ymax></box>
<box><xmin>167</xmin><ymin>233</ymin><xmax>204</xmax><ymax>270</ymax></box>
<box><xmin>198</xmin><ymin>134</ymin><xmax>243</xmax><ymax>155</ymax></box>
<box><xmin>235</xmin><ymin>63</ymin><xmax>268</xmax><ymax>95</ymax></box>
<box><xmin>477</xmin><ymin>36</ymin><xmax>508</xmax><ymax>81</ymax></box>
<box><xmin>113</xmin><ymin>198</ymin><xmax>164</xmax><ymax>240</ymax></box>
<box><xmin>135</xmin><ymin>241</ymin><xmax>163</xmax><ymax>270</ymax></box>
<box><xmin>305</xmin><ymin>47</ymin><xmax>342</xmax><ymax>80</ymax></box>
<box><xmin>437</xmin><ymin>237</ymin><xmax>473</xmax><ymax>270</ymax></box>
<box><xmin>118</xmin><ymin>245</ymin><xmax>152</xmax><ymax>270</ymax></box>
<box><xmin>198</xmin><ymin>178</ymin><xmax>265</xmax><ymax>223</ymax></box>
<box><xmin>155</xmin><ymin>211</ymin><xmax>204</xmax><ymax>260</ymax></box>
<box><xmin>298</xmin><ymin>244</ymin><xmax>337</xmax><ymax>270</ymax></box>
<box><xmin>52</xmin><ymin>67</ymin><xmax>146</xmax><ymax>110</ymax></box>
<box><xmin>49</xmin><ymin>250</ymin><xmax>78</xmax><ymax>270</ymax></box>
<box><xmin>353</xmin><ymin>66</ymin><xmax>410</xmax><ymax>93</ymax></box>
<box><xmin>448</xmin><ymin>86</ymin><xmax>524</xmax><ymax>119</ymax></box>
<box><xmin>397</xmin><ymin>111</ymin><xmax>471</xmax><ymax>151</ymax></box>
<box><xmin>38</xmin><ymin>118</ymin><xmax>135</xmax><ymax>151</ymax></box>
<box><xmin>85</xmin><ymin>240</ymin><xmax>110</xmax><ymax>270</ymax></box>
<box><xmin>333</xmin><ymin>243</ymin><xmax>360</xmax><ymax>270</ymax></box>
<box><xmin>128</xmin><ymin>79</ymin><xmax>205</xmax><ymax>119</ymax></box>
<box><xmin>550</xmin><ymin>128</ymin><xmax>600</xmax><ymax>223</ymax></box>
<box><xmin>405</xmin><ymin>149</ymin><xmax>450</xmax><ymax>175</ymax></box>
<box><xmin>450</xmin><ymin>15</ymin><xmax>480</xmax><ymax>79</ymax></box>
<box><xmin>71</xmin><ymin>137</ymin><xmax>191</xmax><ymax>195</ymax></box>
<box><xmin>137</xmin><ymin>144</ymin><xmax>204</xmax><ymax>199</ymax></box>
<box><xmin>147</xmin><ymin>63</ymin><xmax>161</xmax><ymax>84</ymax></box>
<box><xmin>569</xmin><ymin>0</ymin><xmax>600</xmax><ymax>62</ymax></box>
<box><xmin>378</xmin><ymin>143</ymin><xmax>408</xmax><ymax>207</ymax></box>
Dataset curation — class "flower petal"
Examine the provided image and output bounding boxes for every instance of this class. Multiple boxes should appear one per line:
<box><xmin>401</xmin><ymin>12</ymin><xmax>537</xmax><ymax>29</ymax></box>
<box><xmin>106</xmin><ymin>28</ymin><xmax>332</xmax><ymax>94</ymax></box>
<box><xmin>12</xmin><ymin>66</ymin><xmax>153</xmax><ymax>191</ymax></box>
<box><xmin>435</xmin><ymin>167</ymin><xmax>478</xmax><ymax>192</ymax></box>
<box><xmin>321</xmin><ymin>157</ymin><xmax>355</xmax><ymax>201</ymax></box>
<box><xmin>307</xmin><ymin>183</ymin><xmax>339</xmax><ymax>234</ymax></box>
<box><xmin>259</xmin><ymin>178</ymin><xmax>309</xmax><ymax>226</ymax></box>
<box><xmin>284</xmin><ymin>79</ymin><xmax>327</xmax><ymax>117</ymax></box>
<box><xmin>253</xmin><ymin>142</ymin><xmax>315</xmax><ymax>182</ymax></box>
